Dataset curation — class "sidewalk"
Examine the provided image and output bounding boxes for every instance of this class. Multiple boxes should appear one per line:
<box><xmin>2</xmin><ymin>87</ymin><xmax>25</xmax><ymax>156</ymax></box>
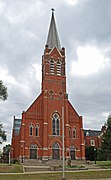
<box><xmin>0</xmin><ymin>168</ymin><xmax>110</xmax><ymax>175</ymax></box>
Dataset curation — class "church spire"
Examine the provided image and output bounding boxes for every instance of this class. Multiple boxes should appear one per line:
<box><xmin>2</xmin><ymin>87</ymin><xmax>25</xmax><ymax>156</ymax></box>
<box><xmin>46</xmin><ymin>9</ymin><xmax>61</xmax><ymax>50</ymax></box>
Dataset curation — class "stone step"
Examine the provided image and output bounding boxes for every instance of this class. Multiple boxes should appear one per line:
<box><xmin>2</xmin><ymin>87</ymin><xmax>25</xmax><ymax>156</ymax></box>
<box><xmin>23</xmin><ymin>166</ymin><xmax>51</xmax><ymax>172</ymax></box>
<box><xmin>23</xmin><ymin>159</ymin><xmax>86</xmax><ymax>166</ymax></box>
<box><xmin>23</xmin><ymin>159</ymin><xmax>43</xmax><ymax>166</ymax></box>
<box><xmin>71</xmin><ymin>160</ymin><xmax>86</xmax><ymax>165</ymax></box>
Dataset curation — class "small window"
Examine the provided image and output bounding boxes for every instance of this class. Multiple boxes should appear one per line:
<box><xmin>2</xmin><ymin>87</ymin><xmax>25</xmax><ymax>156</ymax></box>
<box><xmin>86</xmin><ymin>131</ymin><xmax>89</xmax><ymax>136</ymax></box>
<box><xmin>57</xmin><ymin>60</ymin><xmax>61</xmax><ymax>75</ymax></box>
<box><xmin>90</xmin><ymin>139</ymin><xmax>95</xmax><ymax>146</ymax></box>
<box><xmin>29</xmin><ymin>125</ymin><xmax>33</xmax><ymax>136</ymax></box>
<box><xmin>49</xmin><ymin>91</ymin><xmax>53</xmax><ymax>99</ymax></box>
<box><xmin>50</xmin><ymin>59</ymin><xmax>54</xmax><ymax>74</ymax></box>
<box><xmin>73</xmin><ymin>128</ymin><xmax>76</xmax><ymax>138</ymax></box>
<box><xmin>35</xmin><ymin>126</ymin><xmax>39</xmax><ymax>136</ymax></box>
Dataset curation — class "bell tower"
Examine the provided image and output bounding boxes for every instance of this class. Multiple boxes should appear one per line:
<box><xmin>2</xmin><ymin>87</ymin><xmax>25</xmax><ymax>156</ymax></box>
<box><xmin>42</xmin><ymin>10</ymin><xmax>66</xmax><ymax>97</ymax></box>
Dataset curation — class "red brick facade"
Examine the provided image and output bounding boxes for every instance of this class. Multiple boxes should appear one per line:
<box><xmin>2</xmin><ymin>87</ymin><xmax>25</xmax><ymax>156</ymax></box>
<box><xmin>84</xmin><ymin>126</ymin><xmax>106</xmax><ymax>148</ymax></box>
<box><xmin>11</xmin><ymin>12</ymin><xmax>85</xmax><ymax>162</ymax></box>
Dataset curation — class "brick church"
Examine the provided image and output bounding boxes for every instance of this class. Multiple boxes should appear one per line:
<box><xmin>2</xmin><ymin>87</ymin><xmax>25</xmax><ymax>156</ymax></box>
<box><xmin>11</xmin><ymin>10</ymin><xmax>85</xmax><ymax>162</ymax></box>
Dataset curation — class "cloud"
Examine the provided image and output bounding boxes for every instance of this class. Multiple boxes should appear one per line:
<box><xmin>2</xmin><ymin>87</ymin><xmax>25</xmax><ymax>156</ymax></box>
<box><xmin>1</xmin><ymin>0</ymin><xmax>43</xmax><ymax>24</ymax></box>
<box><xmin>71</xmin><ymin>45</ymin><xmax>110</xmax><ymax>75</ymax></box>
<box><xmin>65</xmin><ymin>0</ymin><xmax>79</xmax><ymax>6</ymax></box>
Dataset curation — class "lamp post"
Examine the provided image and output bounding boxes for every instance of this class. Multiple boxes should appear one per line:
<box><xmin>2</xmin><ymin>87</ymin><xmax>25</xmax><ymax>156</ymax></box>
<box><xmin>9</xmin><ymin>151</ymin><xmax>10</xmax><ymax>165</ymax></box>
<box><xmin>94</xmin><ymin>148</ymin><xmax>96</xmax><ymax>164</ymax></box>
<box><xmin>21</xmin><ymin>146</ymin><xmax>23</xmax><ymax>163</ymax></box>
<box><xmin>8</xmin><ymin>146</ymin><xmax>11</xmax><ymax>165</ymax></box>
<box><xmin>62</xmin><ymin>107</ymin><xmax>65</xmax><ymax>180</ymax></box>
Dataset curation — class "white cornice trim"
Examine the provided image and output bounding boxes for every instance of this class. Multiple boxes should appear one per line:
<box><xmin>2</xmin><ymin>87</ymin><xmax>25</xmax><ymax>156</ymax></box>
<box><xmin>43</xmin><ymin>147</ymin><xmax>48</xmax><ymax>150</ymax></box>
<box><xmin>43</xmin><ymin>122</ymin><xmax>48</xmax><ymax>125</ymax></box>
<box><xmin>20</xmin><ymin>140</ymin><xmax>25</xmax><ymax>143</ymax></box>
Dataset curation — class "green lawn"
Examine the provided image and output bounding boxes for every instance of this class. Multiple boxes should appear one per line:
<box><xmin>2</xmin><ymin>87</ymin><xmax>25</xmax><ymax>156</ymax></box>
<box><xmin>96</xmin><ymin>161</ymin><xmax>111</xmax><ymax>168</ymax></box>
<box><xmin>0</xmin><ymin>161</ymin><xmax>111</xmax><ymax>179</ymax></box>
<box><xmin>0</xmin><ymin>170</ymin><xmax>111</xmax><ymax>180</ymax></box>
<box><xmin>0</xmin><ymin>164</ymin><xmax>23</xmax><ymax>173</ymax></box>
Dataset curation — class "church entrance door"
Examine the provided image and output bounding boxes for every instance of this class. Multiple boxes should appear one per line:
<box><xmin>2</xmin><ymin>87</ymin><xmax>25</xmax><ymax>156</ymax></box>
<box><xmin>70</xmin><ymin>146</ymin><xmax>75</xmax><ymax>160</ymax></box>
<box><xmin>52</xmin><ymin>142</ymin><xmax>60</xmax><ymax>160</ymax></box>
<box><xmin>30</xmin><ymin>144</ymin><xmax>37</xmax><ymax>159</ymax></box>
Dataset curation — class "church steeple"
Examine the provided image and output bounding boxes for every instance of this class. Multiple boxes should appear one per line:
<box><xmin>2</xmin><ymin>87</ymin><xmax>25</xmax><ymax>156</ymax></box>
<box><xmin>46</xmin><ymin>9</ymin><xmax>61</xmax><ymax>50</ymax></box>
<box><xmin>42</xmin><ymin>10</ymin><xmax>66</xmax><ymax>94</ymax></box>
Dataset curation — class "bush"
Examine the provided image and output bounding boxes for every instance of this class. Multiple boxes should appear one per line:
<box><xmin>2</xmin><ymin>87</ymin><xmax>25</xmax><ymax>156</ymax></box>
<box><xmin>85</xmin><ymin>146</ymin><xmax>95</xmax><ymax>161</ymax></box>
<box><xmin>12</xmin><ymin>159</ymin><xmax>19</xmax><ymax>164</ymax></box>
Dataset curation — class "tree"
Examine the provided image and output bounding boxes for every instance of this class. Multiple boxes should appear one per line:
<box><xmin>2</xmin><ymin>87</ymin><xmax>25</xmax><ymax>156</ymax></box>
<box><xmin>85</xmin><ymin>146</ymin><xmax>95</xmax><ymax>161</ymax></box>
<box><xmin>99</xmin><ymin>115</ymin><xmax>111</xmax><ymax>160</ymax></box>
<box><xmin>3</xmin><ymin>144</ymin><xmax>11</xmax><ymax>163</ymax></box>
<box><xmin>3</xmin><ymin>144</ymin><xmax>11</xmax><ymax>155</ymax></box>
<box><xmin>0</xmin><ymin>80</ymin><xmax>8</xmax><ymax>101</ymax></box>
<box><xmin>0</xmin><ymin>81</ymin><xmax>7</xmax><ymax>144</ymax></box>
<box><xmin>0</xmin><ymin>123</ymin><xmax>6</xmax><ymax>144</ymax></box>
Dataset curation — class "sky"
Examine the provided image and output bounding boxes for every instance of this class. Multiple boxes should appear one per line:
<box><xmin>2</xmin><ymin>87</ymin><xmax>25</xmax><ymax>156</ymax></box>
<box><xmin>0</xmin><ymin>0</ymin><xmax>111</xmax><ymax>149</ymax></box>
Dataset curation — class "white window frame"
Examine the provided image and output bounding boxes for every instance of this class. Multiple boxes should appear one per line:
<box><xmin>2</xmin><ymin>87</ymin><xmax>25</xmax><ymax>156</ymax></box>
<box><xmin>35</xmin><ymin>125</ymin><xmax>39</xmax><ymax>137</ymax></box>
<box><xmin>50</xmin><ymin>59</ymin><xmax>54</xmax><ymax>74</ymax></box>
<box><xmin>57</xmin><ymin>60</ymin><xmax>61</xmax><ymax>75</ymax></box>
<box><xmin>29</xmin><ymin>124</ymin><xmax>33</xmax><ymax>136</ymax></box>
<box><xmin>90</xmin><ymin>139</ymin><xmax>95</xmax><ymax>146</ymax></box>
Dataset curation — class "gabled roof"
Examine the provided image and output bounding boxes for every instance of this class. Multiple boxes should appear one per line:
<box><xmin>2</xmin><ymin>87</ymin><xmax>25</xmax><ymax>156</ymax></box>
<box><xmin>84</xmin><ymin>129</ymin><xmax>101</xmax><ymax>137</ymax></box>
<box><xmin>46</xmin><ymin>10</ymin><xmax>61</xmax><ymax>50</ymax></box>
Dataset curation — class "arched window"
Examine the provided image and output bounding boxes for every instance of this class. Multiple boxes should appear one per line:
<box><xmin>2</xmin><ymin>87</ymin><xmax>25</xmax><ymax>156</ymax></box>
<box><xmin>30</xmin><ymin>144</ymin><xmax>37</xmax><ymax>149</ymax></box>
<box><xmin>29</xmin><ymin>125</ymin><xmax>33</xmax><ymax>136</ymax></box>
<box><xmin>73</xmin><ymin>127</ymin><xmax>76</xmax><ymax>138</ymax></box>
<box><xmin>50</xmin><ymin>59</ymin><xmax>54</xmax><ymax>74</ymax></box>
<box><xmin>52</xmin><ymin>113</ymin><xmax>60</xmax><ymax>136</ymax></box>
<box><xmin>90</xmin><ymin>139</ymin><xmax>95</xmax><ymax>146</ymax></box>
<box><xmin>57</xmin><ymin>60</ymin><xmax>61</xmax><ymax>75</ymax></box>
<box><xmin>52</xmin><ymin>142</ymin><xmax>59</xmax><ymax>149</ymax></box>
<box><xmin>35</xmin><ymin>125</ymin><xmax>39</xmax><ymax>136</ymax></box>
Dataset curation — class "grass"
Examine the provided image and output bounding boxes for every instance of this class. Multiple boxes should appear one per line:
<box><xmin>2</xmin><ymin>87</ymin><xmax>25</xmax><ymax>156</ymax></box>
<box><xmin>0</xmin><ymin>164</ymin><xmax>23</xmax><ymax>173</ymax></box>
<box><xmin>0</xmin><ymin>170</ymin><xmax>111</xmax><ymax>180</ymax></box>
<box><xmin>96</xmin><ymin>161</ymin><xmax>111</xmax><ymax>168</ymax></box>
<box><xmin>66</xmin><ymin>165</ymin><xmax>85</xmax><ymax>168</ymax></box>
<box><xmin>0</xmin><ymin>161</ymin><xmax>111</xmax><ymax>179</ymax></box>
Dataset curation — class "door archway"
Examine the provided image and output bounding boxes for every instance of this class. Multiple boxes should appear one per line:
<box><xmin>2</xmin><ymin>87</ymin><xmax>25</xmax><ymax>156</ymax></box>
<box><xmin>52</xmin><ymin>142</ymin><xmax>60</xmax><ymax>160</ymax></box>
<box><xmin>30</xmin><ymin>144</ymin><xmax>37</xmax><ymax>159</ymax></box>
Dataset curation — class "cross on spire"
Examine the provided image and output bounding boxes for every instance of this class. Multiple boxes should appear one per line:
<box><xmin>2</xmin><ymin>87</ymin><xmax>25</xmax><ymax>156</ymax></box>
<box><xmin>51</xmin><ymin>8</ymin><xmax>55</xmax><ymax>12</ymax></box>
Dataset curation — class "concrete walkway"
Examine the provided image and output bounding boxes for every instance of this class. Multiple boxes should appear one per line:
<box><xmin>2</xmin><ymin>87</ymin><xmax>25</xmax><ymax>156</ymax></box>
<box><xmin>0</xmin><ymin>168</ymin><xmax>111</xmax><ymax>175</ymax></box>
<box><xmin>0</xmin><ymin>169</ymin><xmax>111</xmax><ymax>180</ymax></box>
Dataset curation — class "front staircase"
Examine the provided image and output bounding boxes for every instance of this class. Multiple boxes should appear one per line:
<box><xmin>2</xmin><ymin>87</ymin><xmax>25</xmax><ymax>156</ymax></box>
<box><xmin>23</xmin><ymin>159</ymin><xmax>88</xmax><ymax>172</ymax></box>
<box><xmin>23</xmin><ymin>165</ymin><xmax>51</xmax><ymax>172</ymax></box>
<box><xmin>23</xmin><ymin>159</ymin><xmax>63</xmax><ymax>172</ymax></box>
<box><xmin>23</xmin><ymin>159</ymin><xmax>86</xmax><ymax>166</ymax></box>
